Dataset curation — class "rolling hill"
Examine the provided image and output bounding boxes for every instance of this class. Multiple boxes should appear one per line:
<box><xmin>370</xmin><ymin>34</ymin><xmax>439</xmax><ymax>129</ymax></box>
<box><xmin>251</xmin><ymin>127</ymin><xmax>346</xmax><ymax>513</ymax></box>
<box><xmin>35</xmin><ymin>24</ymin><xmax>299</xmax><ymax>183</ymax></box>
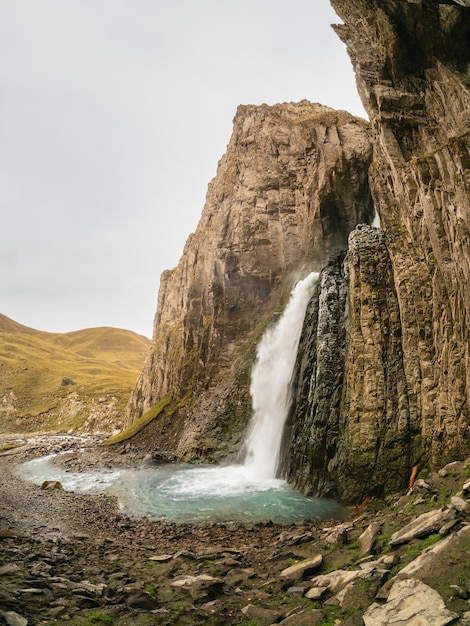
<box><xmin>0</xmin><ymin>313</ymin><xmax>151</xmax><ymax>435</ymax></box>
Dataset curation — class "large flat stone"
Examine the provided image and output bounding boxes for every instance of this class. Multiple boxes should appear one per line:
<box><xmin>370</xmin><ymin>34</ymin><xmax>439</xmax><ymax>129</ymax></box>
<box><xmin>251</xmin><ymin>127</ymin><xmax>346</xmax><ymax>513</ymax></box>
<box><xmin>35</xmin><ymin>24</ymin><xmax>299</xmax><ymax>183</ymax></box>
<box><xmin>363</xmin><ymin>578</ymin><xmax>457</xmax><ymax>626</ymax></box>
<box><xmin>280</xmin><ymin>554</ymin><xmax>323</xmax><ymax>580</ymax></box>
<box><xmin>389</xmin><ymin>508</ymin><xmax>455</xmax><ymax>545</ymax></box>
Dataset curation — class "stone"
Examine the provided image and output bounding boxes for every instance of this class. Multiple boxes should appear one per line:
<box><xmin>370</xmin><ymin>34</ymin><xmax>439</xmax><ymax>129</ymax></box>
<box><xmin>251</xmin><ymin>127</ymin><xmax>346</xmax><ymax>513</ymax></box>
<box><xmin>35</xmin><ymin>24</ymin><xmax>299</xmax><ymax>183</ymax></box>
<box><xmin>450</xmin><ymin>495</ymin><xmax>468</xmax><ymax>512</ymax></box>
<box><xmin>322</xmin><ymin>523</ymin><xmax>350</xmax><ymax>547</ymax></box>
<box><xmin>0</xmin><ymin>564</ymin><xmax>21</xmax><ymax>576</ymax></box>
<box><xmin>286</xmin><ymin>586</ymin><xmax>305</xmax><ymax>596</ymax></box>
<box><xmin>305</xmin><ymin>586</ymin><xmax>328</xmax><ymax>600</ymax></box>
<box><xmin>3</xmin><ymin>612</ymin><xmax>28</xmax><ymax>626</ymax></box>
<box><xmin>41</xmin><ymin>480</ymin><xmax>63</xmax><ymax>491</ymax></box>
<box><xmin>241</xmin><ymin>603</ymin><xmax>283</xmax><ymax>626</ymax></box>
<box><xmin>148</xmin><ymin>554</ymin><xmax>173</xmax><ymax>562</ymax></box>
<box><xmin>390</xmin><ymin>508</ymin><xmax>455</xmax><ymax>545</ymax></box>
<box><xmin>170</xmin><ymin>574</ymin><xmax>224</xmax><ymax>601</ymax></box>
<box><xmin>126</xmin><ymin>590</ymin><xmax>158</xmax><ymax>610</ymax></box>
<box><xmin>278</xmin><ymin>609</ymin><xmax>325</xmax><ymax>625</ymax></box>
<box><xmin>280</xmin><ymin>554</ymin><xmax>323</xmax><ymax>580</ymax></box>
<box><xmin>363</xmin><ymin>578</ymin><xmax>458</xmax><ymax>626</ymax></box>
<box><xmin>358</xmin><ymin>522</ymin><xmax>381</xmax><ymax>556</ymax></box>
<box><xmin>309</xmin><ymin>569</ymin><xmax>365</xmax><ymax>595</ymax></box>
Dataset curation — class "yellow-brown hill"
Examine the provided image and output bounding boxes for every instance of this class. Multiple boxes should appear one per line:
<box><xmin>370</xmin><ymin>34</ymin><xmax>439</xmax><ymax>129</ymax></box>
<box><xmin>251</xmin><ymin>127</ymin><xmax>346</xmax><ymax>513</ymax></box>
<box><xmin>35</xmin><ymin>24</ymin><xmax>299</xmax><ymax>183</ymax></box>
<box><xmin>0</xmin><ymin>313</ymin><xmax>150</xmax><ymax>435</ymax></box>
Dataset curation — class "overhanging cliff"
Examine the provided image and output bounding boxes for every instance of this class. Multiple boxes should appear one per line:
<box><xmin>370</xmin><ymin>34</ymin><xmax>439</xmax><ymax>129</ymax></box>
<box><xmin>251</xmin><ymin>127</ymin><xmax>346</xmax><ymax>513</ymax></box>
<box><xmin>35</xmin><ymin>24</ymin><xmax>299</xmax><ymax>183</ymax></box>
<box><xmin>282</xmin><ymin>0</ymin><xmax>470</xmax><ymax>501</ymax></box>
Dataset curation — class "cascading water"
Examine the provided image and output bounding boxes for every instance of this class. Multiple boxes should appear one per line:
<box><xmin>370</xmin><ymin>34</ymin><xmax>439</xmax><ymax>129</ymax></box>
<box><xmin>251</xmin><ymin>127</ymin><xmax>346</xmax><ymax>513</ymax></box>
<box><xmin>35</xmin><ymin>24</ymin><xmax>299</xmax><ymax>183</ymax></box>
<box><xmin>16</xmin><ymin>272</ymin><xmax>343</xmax><ymax>522</ymax></box>
<box><xmin>244</xmin><ymin>272</ymin><xmax>319</xmax><ymax>480</ymax></box>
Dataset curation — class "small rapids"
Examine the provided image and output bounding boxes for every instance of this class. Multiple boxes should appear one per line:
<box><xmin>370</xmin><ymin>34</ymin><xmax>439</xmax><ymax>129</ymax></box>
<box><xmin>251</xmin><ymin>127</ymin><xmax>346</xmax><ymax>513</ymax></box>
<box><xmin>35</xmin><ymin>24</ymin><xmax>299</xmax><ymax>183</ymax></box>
<box><xmin>16</xmin><ymin>455</ymin><xmax>343</xmax><ymax>523</ymax></box>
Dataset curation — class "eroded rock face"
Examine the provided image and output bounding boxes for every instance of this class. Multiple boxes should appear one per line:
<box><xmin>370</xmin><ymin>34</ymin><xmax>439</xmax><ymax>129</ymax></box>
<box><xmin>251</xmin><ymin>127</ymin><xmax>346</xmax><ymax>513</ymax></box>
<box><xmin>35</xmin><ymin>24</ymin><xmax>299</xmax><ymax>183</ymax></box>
<box><xmin>282</xmin><ymin>1</ymin><xmax>470</xmax><ymax>501</ymax></box>
<box><xmin>336</xmin><ymin>0</ymin><xmax>470</xmax><ymax>493</ymax></box>
<box><xmin>126</xmin><ymin>101</ymin><xmax>373</xmax><ymax>459</ymax></box>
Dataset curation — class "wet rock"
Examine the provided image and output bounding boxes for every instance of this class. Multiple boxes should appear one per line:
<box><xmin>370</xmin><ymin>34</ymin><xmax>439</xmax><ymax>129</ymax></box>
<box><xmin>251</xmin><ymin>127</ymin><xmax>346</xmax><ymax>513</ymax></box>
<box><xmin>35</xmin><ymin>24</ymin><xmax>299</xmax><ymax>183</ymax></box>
<box><xmin>363</xmin><ymin>578</ymin><xmax>458</xmax><ymax>626</ymax></box>
<box><xmin>280</xmin><ymin>554</ymin><xmax>323</xmax><ymax>580</ymax></box>
<box><xmin>389</xmin><ymin>508</ymin><xmax>456</xmax><ymax>545</ymax></box>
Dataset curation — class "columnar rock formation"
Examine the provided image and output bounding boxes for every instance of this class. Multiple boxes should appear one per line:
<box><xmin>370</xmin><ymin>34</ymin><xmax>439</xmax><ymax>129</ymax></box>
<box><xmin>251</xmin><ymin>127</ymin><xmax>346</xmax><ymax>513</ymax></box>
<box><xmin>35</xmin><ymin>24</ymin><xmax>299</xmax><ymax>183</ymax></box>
<box><xmin>126</xmin><ymin>101</ymin><xmax>373</xmax><ymax>460</ymax></box>
<box><xmin>283</xmin><ymin>0</ymin><xmax>470</xmax><ymax>501</ymax></box>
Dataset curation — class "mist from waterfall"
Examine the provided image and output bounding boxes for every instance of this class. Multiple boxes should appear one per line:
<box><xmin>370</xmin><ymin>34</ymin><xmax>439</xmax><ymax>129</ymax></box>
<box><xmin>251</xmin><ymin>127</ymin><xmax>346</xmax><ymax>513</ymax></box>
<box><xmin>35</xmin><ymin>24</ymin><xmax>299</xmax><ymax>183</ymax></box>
<box><xmin>243</xmin><ymin>272</ymin><xmax>319</xmax><ymax>480</ymax></box>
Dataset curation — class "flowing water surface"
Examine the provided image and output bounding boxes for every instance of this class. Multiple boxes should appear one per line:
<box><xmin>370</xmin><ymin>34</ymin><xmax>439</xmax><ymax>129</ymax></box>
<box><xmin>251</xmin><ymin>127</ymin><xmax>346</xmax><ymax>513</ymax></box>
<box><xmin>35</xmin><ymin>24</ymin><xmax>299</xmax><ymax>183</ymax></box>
<box><xmin>16</xmin><ymin>455</ymin><xmax>343</xmax><ymax>523</ymax></box>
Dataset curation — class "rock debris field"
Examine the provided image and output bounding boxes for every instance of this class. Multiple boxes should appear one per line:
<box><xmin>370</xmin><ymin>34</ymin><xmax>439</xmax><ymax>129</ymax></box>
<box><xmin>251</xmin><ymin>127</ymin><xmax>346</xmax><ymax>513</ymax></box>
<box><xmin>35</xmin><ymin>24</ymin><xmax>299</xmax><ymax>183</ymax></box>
<box><xmin>2</xmin><ymin>436</ymin><xmax>470</xmax><ymax>625</ymax></box>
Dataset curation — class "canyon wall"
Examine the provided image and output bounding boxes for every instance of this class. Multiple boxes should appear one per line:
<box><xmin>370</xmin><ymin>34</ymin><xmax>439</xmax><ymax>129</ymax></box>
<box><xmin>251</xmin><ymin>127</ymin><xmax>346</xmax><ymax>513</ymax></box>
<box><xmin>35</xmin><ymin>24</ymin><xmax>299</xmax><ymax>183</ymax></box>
<box><xmin>125</xmin><ymin>0</ymin><xmax>470</xmax><ymax>502</ymax></box>
<box><xmin>283</xmin><ymin>0</ymin><xmax>470</xmax><ymax>501</ymax></box>
<box><xmin>126</xmin><ymin>101</ymin><xmax>373</xmax><ymax>461</ymax></box>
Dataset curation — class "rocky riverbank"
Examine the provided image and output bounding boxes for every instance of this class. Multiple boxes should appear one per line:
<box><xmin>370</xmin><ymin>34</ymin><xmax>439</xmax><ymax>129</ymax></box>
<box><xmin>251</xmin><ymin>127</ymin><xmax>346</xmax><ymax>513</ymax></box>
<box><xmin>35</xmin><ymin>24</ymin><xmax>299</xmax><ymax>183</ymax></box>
<box><xmin>2</xmin><ymin>437</ymin><xmax>470</xmax><ymax>625</ymax></box>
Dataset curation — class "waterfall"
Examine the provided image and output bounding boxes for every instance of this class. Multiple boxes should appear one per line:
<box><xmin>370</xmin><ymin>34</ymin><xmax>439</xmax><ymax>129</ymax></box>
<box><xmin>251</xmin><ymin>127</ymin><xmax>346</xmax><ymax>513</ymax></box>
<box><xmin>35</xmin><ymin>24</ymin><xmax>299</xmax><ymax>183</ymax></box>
<box><xmin>243</xmin><ymin>272</ymin><xmax>319</xmax><ymax>480</ymax></box>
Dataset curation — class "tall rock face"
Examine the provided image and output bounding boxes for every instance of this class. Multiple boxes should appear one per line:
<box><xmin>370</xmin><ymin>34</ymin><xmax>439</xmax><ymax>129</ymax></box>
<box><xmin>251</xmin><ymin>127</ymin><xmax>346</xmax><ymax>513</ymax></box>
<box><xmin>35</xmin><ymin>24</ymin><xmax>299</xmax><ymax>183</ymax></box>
<box><xmin>126</xmin><ymin>101</ymin><xmax>374</xmax><ymax>460</ymax></box>
<box><xmin>283</xmin><ymin>0</ymin><xmax>470</xmax><ymax>501</ymax></box>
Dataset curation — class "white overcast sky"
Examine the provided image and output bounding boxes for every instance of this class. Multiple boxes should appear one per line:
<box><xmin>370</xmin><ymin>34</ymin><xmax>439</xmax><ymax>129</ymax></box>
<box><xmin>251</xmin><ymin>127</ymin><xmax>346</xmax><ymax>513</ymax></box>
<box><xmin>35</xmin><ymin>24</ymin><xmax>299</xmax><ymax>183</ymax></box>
<box><xmin>0</xmin><ymin>0</ymin><xmax>366</xmax><ymax>338</ymax></box>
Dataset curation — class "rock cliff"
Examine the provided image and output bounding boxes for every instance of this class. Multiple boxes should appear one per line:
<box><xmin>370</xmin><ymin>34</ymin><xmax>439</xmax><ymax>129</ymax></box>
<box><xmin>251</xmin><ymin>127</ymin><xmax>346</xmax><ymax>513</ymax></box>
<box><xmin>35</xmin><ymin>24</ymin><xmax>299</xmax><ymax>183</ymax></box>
<box><xmin>125</xmin><ymin>0</ymin><xmax>470</xmax><ymax>503</ymax></box>
<box><xmin>283</xmin><ymin>0</ymin><xmax>470</xmax><ymax>501</ymax></box>
<box><xmin>126</xmin><ymin>101</ymin><xmax>373</xmax><ymax>460</ymax></box>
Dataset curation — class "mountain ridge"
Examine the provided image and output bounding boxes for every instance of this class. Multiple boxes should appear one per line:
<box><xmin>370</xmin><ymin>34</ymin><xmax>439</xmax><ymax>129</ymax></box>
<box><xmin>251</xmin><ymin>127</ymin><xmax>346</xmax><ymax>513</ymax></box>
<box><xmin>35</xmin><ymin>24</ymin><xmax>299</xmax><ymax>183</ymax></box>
<box><xmin>0</xmin><ymin>313</ymin><xmax>151</xmax><ymax>434</ymax></box>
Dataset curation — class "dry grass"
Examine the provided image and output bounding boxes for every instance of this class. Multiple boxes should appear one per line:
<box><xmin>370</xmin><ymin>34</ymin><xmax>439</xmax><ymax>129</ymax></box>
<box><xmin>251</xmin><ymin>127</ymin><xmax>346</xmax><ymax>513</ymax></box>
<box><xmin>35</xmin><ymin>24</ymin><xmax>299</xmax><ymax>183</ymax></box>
<box><xmin>0</xmin><ymin>314</ymin><xmax>150</xmax><ymax>433</ymax></box>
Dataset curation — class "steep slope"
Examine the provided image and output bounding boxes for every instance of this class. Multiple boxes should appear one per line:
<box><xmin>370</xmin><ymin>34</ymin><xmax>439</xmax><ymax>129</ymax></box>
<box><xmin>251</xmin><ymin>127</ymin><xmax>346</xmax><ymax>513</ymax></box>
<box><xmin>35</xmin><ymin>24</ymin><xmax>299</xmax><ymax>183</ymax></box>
<box><xmin>0</xmin><ymin>315</ymin><xmax>150</xmax><ymax>434</ymax></box>
<box><xmin>283</xmin><ymin>0</ymin><xmax>470</xmax><ymax>501</ymax></box>
<box><xmin>125</xmin><ymin>101</ymin><xmax>374</xmax><ymax>459</ymax></box>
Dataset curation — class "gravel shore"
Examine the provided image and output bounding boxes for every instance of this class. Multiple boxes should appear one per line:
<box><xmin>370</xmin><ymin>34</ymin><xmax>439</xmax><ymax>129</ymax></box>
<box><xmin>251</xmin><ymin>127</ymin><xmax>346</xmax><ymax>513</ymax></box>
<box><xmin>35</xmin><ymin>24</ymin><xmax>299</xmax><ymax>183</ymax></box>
<box><xmin>0</xmin><ymin>435</ymin><xmax>343</xmax><ymax>625</ymax></box>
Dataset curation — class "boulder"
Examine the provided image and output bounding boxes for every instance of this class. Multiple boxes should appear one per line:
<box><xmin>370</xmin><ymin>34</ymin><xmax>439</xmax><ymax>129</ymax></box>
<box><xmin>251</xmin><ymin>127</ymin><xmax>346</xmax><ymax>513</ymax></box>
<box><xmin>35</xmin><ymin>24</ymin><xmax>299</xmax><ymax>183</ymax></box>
<box><xmin>363</xmin><ymin>578</ymin><xmax>457</xmax><ymax>626</ymax></box>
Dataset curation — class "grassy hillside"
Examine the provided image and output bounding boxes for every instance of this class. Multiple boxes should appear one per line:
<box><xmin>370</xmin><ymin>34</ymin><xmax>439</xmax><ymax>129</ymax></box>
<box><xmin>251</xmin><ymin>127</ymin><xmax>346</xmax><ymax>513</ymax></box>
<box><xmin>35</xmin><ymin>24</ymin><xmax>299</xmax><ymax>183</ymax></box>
<box><xmin>0</xmin><ymin>314</ymin><xmax>150</xmax><ymax>434</ymax></box>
